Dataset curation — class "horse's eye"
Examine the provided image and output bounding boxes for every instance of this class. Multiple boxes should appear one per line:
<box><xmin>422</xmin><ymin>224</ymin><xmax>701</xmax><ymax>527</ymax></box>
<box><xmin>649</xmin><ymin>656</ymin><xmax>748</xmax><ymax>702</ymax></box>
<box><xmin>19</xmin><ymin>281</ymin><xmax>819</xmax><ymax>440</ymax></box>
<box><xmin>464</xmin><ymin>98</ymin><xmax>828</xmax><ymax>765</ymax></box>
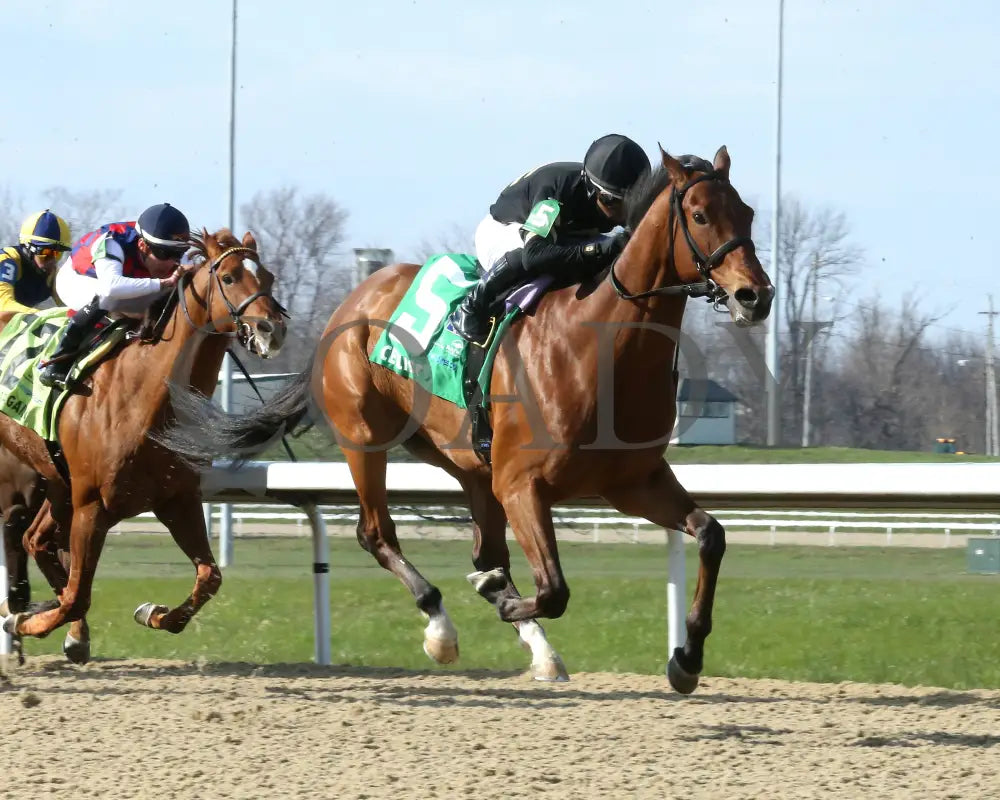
<box><xmin>692</xmin><ymin>212</ymin><xmax>708</xmax><ymax>225</ymax></box>
<box><xmin>221</xmin><ymin>274</ymin><xmax>235</xmax><ymax>285</ymax></box>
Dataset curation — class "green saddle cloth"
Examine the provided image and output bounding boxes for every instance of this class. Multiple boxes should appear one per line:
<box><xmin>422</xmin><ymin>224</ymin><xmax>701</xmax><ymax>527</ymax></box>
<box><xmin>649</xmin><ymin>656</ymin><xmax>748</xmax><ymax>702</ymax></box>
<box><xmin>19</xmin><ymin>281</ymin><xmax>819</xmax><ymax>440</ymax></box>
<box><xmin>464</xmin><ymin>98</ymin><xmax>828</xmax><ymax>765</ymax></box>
<box><xmin>0</xmin><ymin>308</ymin><xmax>127</xmax><ymax>441</ymax></box>
<box><xmin>369</xmin><ymin>254</ymin><xmax>519</xmax><ymax>409</ymax></box>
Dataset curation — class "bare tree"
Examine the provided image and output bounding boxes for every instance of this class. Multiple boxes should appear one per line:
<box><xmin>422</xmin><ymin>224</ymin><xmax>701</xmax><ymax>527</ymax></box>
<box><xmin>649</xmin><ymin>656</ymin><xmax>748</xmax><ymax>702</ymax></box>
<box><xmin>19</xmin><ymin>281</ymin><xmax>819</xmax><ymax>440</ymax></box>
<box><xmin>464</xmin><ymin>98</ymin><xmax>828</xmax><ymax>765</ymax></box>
<box><xmin>0</xmin><ymin>186</ymin><xmax>24</xmax><ymax>241</ymax></box>
<box><xmin>757</xmin><ymin>196</ymin><xmax>863</xmax><ymax>443</ymax></box>
<box><xmin>43</xmin><ymin>187</ymin><xmax>125</xmax><ymax>240</ymax></box>
<box><xmin>240</xmin><ymin>187</ymin><xmax>350</xmax><ymax>370</ymax></box>
<box><xmin>831</xmin><ymin>297</ymin><xmax>946</xmax><ymax>450</ymax></box>
<box><xmin>0</xmin><ymin>185</ymin><xmax>125</xmax><ymax>246</ymax></box>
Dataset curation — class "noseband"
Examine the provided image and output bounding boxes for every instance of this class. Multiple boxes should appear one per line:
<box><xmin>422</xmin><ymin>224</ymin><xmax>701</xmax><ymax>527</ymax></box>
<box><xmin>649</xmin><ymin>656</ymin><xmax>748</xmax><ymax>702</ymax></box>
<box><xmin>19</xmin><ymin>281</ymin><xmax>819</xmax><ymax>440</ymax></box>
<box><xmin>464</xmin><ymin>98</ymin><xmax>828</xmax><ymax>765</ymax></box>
<box><xmin>609</xmin><ymin>171</ymin><xmax>754</xmax><ymax>305</ymax></box>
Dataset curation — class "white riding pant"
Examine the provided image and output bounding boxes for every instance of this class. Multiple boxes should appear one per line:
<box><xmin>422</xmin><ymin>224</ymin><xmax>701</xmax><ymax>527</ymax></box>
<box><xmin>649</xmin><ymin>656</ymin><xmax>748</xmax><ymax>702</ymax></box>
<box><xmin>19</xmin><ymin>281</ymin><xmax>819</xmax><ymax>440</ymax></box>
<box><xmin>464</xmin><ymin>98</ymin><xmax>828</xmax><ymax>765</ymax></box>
<box><xmin>474</xmin><ymin>215</ymin><xmax>524</xmax><ymax>274</ymax></box>
<box><xmin>55</xmin><ymin>264</ymin><xmax>161</xmax><ymax>315</ymax></box>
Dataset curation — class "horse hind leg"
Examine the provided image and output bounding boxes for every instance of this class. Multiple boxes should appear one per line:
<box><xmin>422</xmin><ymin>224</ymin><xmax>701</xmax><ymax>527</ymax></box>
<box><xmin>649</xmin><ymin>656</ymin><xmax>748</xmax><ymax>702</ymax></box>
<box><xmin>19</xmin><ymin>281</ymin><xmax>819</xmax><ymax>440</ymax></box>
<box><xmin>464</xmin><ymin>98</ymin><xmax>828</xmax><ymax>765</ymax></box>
<box><xmin>464</xmin><ymin>478</ymin><xmax>567</xmax><ymax>681</ymax></box>
<box><xmin>345</xmin><ymin>445</ymin><xmax>458</xmax><ymax>664</ymax></box>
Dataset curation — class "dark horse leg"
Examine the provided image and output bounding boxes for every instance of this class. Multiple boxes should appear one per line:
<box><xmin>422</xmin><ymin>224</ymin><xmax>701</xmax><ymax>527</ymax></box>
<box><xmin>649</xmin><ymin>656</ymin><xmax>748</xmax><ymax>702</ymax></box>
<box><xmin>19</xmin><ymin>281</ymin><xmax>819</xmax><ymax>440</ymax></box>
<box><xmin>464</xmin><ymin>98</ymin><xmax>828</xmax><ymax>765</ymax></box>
<box><xmin>463</xmin><ymin>476</ymin><xmax>568</xmax><ymax>681</ymax></box>
<box><xmin>133</xmin><ymin>496</ymin><xmax>222</xmax><ymax>633</ymax></box>
<box><xmin>344</xmin><ymin>444</ymin><xmax>458</xmax><ymax>663</ymax></box>
<box><xmin>1</xmin><ymin>501</ymin><xmax>32</xmax><ymax>665</ymax></box>
<box><xmin>603</xmin><ymin>461</ymin><xmax>724</xmax><ymax>695</ymax></box>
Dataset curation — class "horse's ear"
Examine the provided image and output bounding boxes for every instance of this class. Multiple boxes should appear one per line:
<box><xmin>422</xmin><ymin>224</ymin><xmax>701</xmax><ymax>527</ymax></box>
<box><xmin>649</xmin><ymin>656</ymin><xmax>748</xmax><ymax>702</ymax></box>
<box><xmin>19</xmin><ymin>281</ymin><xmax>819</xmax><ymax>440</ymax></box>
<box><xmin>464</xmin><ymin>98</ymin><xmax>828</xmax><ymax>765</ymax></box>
<box><xmin>713</xmin><ymin>145</ymin><xmax>731</xmax><ymax>179</ymax></box>
<box><xmin>659</xmin><ymin>143</ymin><xmax>688</xmax><ymax>189</ymax></box>
<box><xmin>192</xmin><ymin>226</ymin><xmax>213</xmax><ymax>257</ymax></box>
<box><xmin>242</xmin><ymin>231</ymin><xmax>258</xmax><ymax>252</ymax></box>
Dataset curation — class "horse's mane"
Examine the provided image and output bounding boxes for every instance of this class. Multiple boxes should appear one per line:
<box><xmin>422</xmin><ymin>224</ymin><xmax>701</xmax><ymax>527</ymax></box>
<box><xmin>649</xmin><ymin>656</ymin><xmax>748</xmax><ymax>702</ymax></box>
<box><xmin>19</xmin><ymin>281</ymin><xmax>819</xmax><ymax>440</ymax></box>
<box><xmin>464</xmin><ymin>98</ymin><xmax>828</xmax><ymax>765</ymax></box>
<box><xmin>138</xmin><ymin>228</ymin><xmax>244</xmax><ymax>343</ymax></box>
<box><xmin>624</xmin><ymin>154</ymin><xmax>715</xmax><ymax>231</ymax></box>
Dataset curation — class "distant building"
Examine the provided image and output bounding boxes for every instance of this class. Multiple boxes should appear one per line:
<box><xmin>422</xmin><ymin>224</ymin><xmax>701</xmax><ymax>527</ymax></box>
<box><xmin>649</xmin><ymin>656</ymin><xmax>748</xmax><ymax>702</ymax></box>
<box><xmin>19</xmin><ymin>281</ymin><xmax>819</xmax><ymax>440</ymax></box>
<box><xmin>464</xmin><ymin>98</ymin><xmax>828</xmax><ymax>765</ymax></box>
<box><xmin>671</xmin><ymin>378</ymin><xmax>740</xmax><ymax>445</ymax></box>
<box><xmin>353</xmin><ymin>247</ymin><xmax>395</xmax><ymax>288</ymax></box>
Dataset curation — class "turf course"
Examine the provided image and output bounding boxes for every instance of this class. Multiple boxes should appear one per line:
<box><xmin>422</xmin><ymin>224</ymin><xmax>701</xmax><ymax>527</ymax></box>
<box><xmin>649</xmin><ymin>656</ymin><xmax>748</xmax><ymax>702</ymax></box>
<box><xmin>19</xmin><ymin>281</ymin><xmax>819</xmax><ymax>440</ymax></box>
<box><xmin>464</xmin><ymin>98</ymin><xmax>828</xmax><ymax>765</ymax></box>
<box><xmin>16</xmin><ymin>535</ymin><xmax>999</xmax><ymax>690</ymax></box>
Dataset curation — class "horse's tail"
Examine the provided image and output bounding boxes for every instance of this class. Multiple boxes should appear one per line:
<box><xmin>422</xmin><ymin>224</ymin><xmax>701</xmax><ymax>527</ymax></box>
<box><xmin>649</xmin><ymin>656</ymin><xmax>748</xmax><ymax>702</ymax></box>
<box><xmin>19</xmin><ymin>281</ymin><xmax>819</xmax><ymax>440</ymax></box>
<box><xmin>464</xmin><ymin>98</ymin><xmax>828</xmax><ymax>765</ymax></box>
<box><xmin>156</xmin><ymin>361</ymin><xmax>315</xmax><ymax>467</ymax></box>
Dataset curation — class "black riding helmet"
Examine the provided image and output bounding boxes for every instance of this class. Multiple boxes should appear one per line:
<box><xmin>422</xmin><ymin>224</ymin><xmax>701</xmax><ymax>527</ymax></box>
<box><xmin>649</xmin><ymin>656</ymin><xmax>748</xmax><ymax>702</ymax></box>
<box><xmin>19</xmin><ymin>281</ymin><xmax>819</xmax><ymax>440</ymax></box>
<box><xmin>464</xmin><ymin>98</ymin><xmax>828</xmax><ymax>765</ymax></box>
<box><xmin>583</xmin><ymin>134</ymin><xmax>651</xmax><ymax>198</ymax></box>
<box><xmin>135</xmin><ymin>203</ymin><xmax>190</xmax><ymax>251</ymax></box>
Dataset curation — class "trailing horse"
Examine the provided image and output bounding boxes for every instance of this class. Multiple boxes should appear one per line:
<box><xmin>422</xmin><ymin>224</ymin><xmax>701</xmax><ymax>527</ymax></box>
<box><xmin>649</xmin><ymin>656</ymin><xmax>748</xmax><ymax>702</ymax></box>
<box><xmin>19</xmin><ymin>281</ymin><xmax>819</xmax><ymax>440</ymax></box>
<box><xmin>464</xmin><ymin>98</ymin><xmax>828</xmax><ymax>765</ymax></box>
<box><xmin>0</xmin><ymin>229</ymin><xmax>286</xmax><ymax>642</ymax></box>
<box><xmin>160</xmin><ymin>148</ymin><xmax>772</xmax><ymax>692</ymax></box>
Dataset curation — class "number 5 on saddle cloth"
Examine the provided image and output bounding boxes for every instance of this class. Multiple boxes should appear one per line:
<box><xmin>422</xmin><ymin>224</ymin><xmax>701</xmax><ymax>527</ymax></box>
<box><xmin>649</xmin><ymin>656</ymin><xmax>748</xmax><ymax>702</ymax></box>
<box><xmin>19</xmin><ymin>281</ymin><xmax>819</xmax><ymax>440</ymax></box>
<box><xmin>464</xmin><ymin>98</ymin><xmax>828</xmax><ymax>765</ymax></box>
<box><xmin>369</xmin><ymin>254</ymin><xmax>553</xmax><ymax>463</ymax></box>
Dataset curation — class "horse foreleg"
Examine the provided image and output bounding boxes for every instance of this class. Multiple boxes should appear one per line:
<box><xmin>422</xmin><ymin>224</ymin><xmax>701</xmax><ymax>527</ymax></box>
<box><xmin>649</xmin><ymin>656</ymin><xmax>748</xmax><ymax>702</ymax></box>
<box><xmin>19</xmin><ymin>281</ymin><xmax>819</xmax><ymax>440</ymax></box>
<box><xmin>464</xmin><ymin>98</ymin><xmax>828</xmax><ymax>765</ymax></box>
<box><xmin>603</xmin><ymin>461</ymin><xmax>724</xmax><ymax>695</ymax></box>
<box><xmin>18</xmin><ymin>500</ymin><xmax>89</xmax><ymax>662</ymax></box>
<box><xmin>465</xmin><ymin>479</ymin><xmax>567</xmax><ymax>681</ymax></box>
<box><xmin>495</xmin><ymin>481</ymin><xmax>569</xmax><ymax>623</ymax></box>
<box><xmin>8</xmin><ymin>500</ymin><xmax>107</xmax><ymax>639</ymax></box>
<box><xmin>23</xmin><ymin>501</ymin><xmax>68</xmax><ymax>596</ymax></box>
<box><xmin>134</xmin><ymin>496</ymin><xmax>221</xmax><ymax>634</ymax></box>
<box><xmin>346</xmin><ymin>447</ymin><xmax>458</xmax><ymax>664</ymax></box>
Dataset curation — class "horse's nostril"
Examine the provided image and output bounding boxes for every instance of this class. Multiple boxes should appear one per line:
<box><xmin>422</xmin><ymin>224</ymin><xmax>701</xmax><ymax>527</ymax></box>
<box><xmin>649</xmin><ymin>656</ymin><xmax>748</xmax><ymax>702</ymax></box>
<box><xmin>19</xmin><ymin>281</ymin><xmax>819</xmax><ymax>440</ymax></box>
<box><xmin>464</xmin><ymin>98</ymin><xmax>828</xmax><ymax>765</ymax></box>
<box><xmin>734</xmin><ymin>288</ymin><xmax>758</xmax><ymax>308</ymax></box>
<box><xmin>257</xmin><ymin>320</ymin><xmax>274</xmax><ymax>334</ymax></box>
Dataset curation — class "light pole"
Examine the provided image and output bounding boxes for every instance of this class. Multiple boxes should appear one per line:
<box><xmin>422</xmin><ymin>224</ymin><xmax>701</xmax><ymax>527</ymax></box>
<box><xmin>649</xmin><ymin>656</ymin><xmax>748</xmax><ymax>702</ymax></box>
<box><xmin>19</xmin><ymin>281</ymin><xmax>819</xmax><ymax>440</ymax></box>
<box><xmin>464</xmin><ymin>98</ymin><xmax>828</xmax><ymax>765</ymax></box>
<box><xmin>766</xmin><ymin>0</ymin><xmax>785</xmax><ymax>447</ymax></box>
<box><xmin>217</xmin><ymin>0</ymin><xmax>239</xmax><ymax>567</ymax></box>
<box><xmin>980</xmin><ymin>296</ymin><xmax>998</xmax><ymax>456</ymax></box>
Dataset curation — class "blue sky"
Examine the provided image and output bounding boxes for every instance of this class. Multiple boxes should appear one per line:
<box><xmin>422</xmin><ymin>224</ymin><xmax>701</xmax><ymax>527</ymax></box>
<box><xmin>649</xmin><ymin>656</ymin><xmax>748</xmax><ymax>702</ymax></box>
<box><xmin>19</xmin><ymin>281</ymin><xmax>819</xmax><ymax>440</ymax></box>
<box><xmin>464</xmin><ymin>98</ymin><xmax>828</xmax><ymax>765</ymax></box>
<box><xmin>5</xmin><ymin>0</ymin><xmax>998</xmax><ymax>337</ymax></box>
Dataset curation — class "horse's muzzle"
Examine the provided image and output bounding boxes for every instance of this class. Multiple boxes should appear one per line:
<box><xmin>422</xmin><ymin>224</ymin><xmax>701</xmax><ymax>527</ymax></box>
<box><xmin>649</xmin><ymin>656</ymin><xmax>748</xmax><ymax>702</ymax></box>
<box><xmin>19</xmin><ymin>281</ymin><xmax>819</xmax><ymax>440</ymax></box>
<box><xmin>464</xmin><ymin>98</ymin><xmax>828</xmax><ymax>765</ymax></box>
<box><xmin>240</xmin><ymin>317</ymin><xmax>286</xmax><ymax>359</ymax></box>
<box><xmin>726</xmin><ymin>284</ymin><xmax>774</xmax><ymax>327</ymax></box>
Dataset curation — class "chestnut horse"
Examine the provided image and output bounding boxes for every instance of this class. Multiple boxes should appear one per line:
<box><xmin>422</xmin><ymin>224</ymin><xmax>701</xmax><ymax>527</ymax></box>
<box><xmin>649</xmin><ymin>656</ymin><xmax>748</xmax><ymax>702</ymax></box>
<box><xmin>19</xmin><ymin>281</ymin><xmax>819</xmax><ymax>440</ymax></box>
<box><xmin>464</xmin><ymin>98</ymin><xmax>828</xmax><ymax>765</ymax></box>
<box><xmin>163</xmin><ymin>148</ymin><xmax>772</xmax><ymax>692</ymax></box>
<box><xmin>0</xmin><ymin>229</ymin><xmax>286</xmax><ymax>643</ymax></box>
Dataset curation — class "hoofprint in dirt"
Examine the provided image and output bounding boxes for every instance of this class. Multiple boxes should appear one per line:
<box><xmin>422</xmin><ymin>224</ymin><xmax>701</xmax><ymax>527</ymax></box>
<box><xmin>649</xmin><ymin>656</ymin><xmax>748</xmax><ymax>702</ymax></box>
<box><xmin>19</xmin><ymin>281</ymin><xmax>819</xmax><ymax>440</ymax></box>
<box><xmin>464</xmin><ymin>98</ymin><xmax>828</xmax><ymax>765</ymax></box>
<box><xmin>1</xmin><ymin>658</ymin><xmax>997</xmax><ymax>800</ymax></box>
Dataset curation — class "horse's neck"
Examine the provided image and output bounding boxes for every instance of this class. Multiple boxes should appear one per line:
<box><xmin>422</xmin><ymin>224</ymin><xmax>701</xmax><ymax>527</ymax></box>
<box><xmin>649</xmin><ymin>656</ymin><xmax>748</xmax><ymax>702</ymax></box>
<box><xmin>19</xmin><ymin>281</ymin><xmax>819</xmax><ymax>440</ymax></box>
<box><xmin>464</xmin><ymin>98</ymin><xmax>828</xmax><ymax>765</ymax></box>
<box><xmin>122</xmin><ymin>288</ymin><xmax>229</xmax><ymax>410</ymax></box>
<box><xmin>585</xmin><ymin>208</ymin><xmax>687</xmax><ymax>373</ymax></box>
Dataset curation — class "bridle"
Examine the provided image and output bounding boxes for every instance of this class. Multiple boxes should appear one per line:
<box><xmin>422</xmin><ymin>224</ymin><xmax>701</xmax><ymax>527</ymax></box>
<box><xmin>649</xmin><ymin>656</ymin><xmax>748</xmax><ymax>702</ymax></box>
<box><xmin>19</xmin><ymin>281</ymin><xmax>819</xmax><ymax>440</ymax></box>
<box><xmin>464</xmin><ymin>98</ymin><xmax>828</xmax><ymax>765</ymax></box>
<box><xmin>609</xmin><ymin>171</ymin><xmax>754</xmax><ymax>306</ymax></box>
<box><xmin>174</xmin><ymin>246</ymin><xmax>287</xmax><ymax>343</ymax></box>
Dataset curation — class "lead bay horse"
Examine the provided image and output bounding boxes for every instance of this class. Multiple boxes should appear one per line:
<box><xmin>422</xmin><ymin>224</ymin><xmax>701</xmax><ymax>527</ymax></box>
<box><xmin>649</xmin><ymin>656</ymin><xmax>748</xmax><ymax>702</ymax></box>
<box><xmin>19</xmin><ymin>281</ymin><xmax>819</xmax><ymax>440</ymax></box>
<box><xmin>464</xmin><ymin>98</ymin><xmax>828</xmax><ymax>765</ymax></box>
<box><xmin>162</xmin><ymin>148</ymin><xmax>772</xmax><ymax>692</ymax></box>
<box><xmin>0</xmin><ymin>229</ymin><xmax>286</xmax><ymax>643</ymax></box>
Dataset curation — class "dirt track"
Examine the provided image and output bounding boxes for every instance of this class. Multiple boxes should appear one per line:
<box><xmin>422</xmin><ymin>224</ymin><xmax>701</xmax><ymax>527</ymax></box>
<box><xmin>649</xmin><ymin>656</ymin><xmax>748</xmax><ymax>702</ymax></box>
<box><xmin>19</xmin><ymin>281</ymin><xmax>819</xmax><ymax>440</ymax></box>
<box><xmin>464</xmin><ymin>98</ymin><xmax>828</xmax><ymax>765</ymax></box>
<box><xmin>1</xmin><ymin>658</ymin><xmax>997</xmax><ymax>799</ymax></box>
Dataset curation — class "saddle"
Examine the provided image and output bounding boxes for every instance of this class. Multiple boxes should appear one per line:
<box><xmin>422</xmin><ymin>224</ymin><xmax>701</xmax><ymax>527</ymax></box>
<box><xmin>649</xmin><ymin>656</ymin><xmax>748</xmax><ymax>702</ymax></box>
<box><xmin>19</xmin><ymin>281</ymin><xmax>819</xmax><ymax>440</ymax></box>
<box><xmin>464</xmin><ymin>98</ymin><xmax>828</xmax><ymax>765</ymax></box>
<box><xmin>461</xmin><ymin>272</ymin><xmax>556</xmax><ymax>464</ymax></box>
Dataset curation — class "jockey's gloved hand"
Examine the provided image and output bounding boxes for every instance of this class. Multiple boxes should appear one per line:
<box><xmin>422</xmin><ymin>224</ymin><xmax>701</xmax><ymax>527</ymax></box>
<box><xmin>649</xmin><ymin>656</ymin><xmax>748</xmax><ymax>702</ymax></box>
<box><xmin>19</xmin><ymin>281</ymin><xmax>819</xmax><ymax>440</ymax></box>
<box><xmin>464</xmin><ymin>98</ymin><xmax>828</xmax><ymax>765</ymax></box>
<box><xmin>582</xmin><ymin>228</ymin><xmax>631</xmax><ymax>267</ymax></box>
<box><xmin>603</xmin><ymin>228</ymin><xmax>631</xmax><ymax>260</ymax></box>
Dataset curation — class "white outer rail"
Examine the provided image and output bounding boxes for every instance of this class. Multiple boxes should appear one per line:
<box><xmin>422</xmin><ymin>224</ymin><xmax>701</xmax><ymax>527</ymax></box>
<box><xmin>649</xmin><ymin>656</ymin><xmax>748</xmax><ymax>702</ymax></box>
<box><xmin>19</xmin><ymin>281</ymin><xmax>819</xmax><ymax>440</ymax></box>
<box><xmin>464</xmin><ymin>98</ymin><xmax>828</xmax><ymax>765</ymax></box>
<box><xmin>196</xmin><ymin>461</ymin><xmax>1000</xmax><ymax>668</ymax></box>
<box><xmin>4</xmin><ymin>461</ymin><xmax>999</xmax><ymax>664</ymax></box>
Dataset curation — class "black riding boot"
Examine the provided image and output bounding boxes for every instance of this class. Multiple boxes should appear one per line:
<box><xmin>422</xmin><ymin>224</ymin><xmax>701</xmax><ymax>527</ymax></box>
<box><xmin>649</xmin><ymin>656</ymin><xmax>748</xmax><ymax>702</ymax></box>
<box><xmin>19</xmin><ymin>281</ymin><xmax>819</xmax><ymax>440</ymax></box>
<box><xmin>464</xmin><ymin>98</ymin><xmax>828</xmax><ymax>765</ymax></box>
<box><xmin>450</xmin><ymin>250</ymin><xmax>528</xmax><ymax>343</ymax></box>
<box><xmin>39</xmin><ymin>297</ymin><xmax>105</xmax><ymax>388</ymax></box>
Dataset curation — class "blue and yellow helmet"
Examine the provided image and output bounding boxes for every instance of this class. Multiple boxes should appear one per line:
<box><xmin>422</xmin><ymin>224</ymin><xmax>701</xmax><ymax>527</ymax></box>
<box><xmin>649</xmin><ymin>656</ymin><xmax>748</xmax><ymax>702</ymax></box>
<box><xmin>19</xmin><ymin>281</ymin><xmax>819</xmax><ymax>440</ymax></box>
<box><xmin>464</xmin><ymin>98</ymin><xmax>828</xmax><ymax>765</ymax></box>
<box><xmin>19</xmin><ymin>209</ymin><xmax>72</xmax><ymax>252</ymax></box>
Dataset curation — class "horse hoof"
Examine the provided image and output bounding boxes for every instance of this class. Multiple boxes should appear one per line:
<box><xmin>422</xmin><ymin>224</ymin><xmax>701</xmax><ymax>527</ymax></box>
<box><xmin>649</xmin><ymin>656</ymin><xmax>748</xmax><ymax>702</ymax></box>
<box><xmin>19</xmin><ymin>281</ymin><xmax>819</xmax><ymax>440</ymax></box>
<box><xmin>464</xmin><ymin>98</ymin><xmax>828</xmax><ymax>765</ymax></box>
<box><xmin>531</xmin><ymin>655</ymin><xmax>570</xmax><ymax>682</ymax></box>
<box><xmin>466</xmin><ymin>568</ymin><xmax>507</xmax><ymax>595</ymax></box>
<box><xmin>667</xmin><ymin>653</ymin><xmax>700</xmax><ymax>695</ymax></box>
<box><xmin>2</xmin><ymin>612</ymin><xmax>28</xmax><ymax>636</ymax></box>
<box><xmin>63</xmin><ymin>633</ymin><xmax>90</xmax><ymax>665</ymax></box>
<box><xmin>423</xmin><ymin>637</ymin><xmax>459</xmax><ymax>665</ymax></box>
<box><xmin>133</xmin><ymin>603</ymin><xmax>169</xmax><ymax>629</ymax></box>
